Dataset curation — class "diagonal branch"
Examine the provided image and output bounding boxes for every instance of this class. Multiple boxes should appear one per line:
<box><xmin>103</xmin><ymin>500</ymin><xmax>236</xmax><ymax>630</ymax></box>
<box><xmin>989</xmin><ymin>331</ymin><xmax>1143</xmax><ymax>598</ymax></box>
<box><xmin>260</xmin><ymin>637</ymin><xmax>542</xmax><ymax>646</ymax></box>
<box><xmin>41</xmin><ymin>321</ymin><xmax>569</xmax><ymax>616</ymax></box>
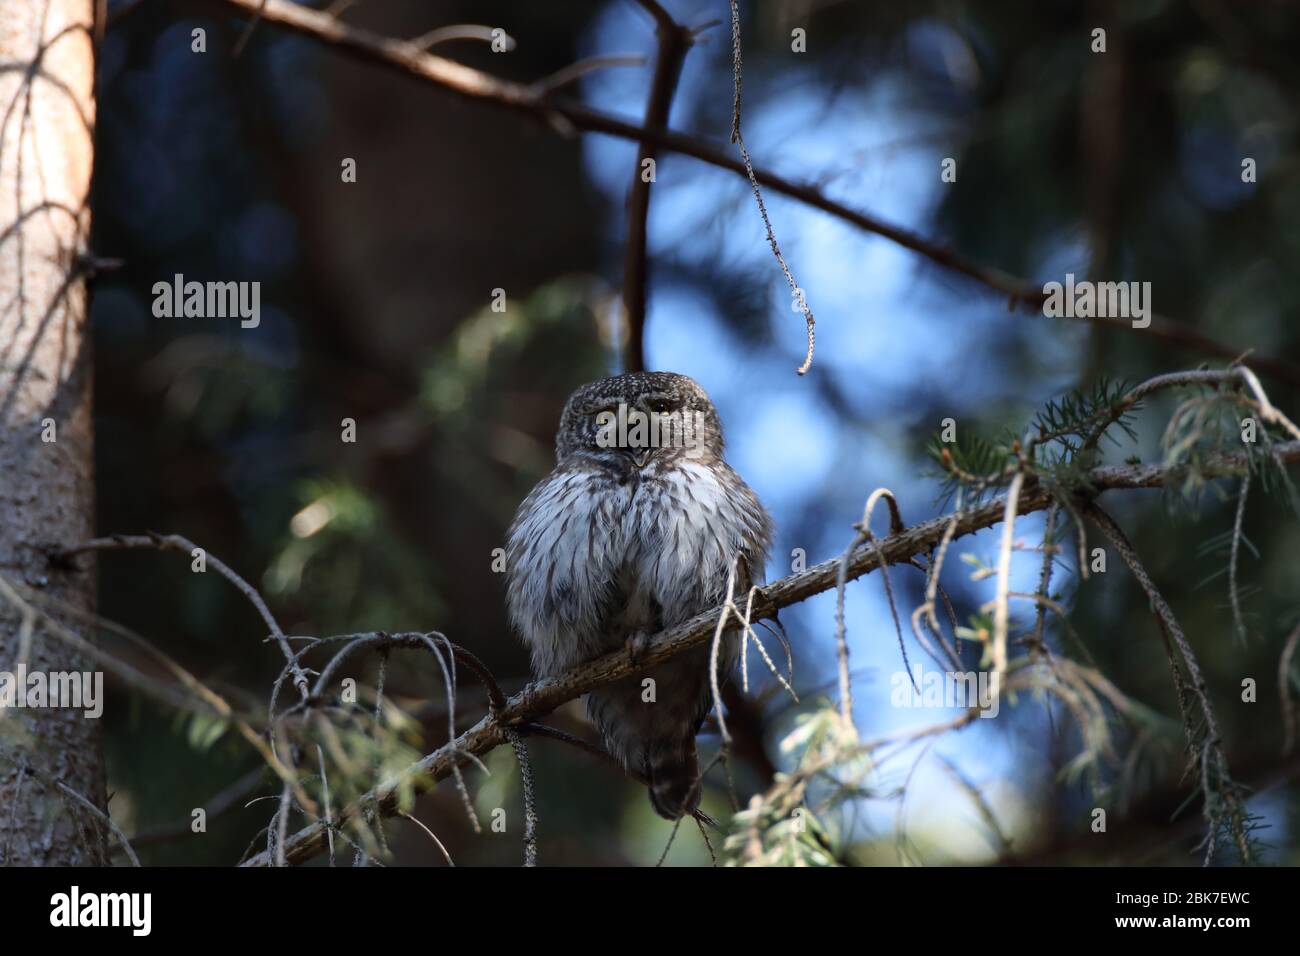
<box><xmin>56</xmin><ymin>532</ymin><xmax>310</xmax><ymax>698</ymax></box>
<box><xmin>197</xmin><ymin>0</ymin><xmax>1300</xmax><ymax>388</ymax></box>
<box><xmin>241</xmin><ymin>439</ymin><xmax>1300</xmax><ymax>866</ymax></box>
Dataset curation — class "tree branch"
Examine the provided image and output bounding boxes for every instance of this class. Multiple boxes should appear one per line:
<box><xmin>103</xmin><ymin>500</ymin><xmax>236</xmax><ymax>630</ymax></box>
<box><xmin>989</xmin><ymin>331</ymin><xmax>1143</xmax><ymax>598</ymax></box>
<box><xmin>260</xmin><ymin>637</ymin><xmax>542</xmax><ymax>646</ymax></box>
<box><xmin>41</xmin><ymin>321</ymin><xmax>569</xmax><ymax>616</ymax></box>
<box><xmin>57</xmin><ymin>532</ymin><xmax>310</xmax><ymax>698</ymax></box>
<box><xmin>200</xmin><ymin>0</ymin><xmax>1300</xmax><ymax>387</ymax></box>
<box><xmin>620</xmin><ymin>3</ymin><xmax>692</xmax><ymax>372</ymax></box>
<box><xmin>241</xmin><ymin>439</ymin><xmax>1300</xmax><ymax>866</ymax></box>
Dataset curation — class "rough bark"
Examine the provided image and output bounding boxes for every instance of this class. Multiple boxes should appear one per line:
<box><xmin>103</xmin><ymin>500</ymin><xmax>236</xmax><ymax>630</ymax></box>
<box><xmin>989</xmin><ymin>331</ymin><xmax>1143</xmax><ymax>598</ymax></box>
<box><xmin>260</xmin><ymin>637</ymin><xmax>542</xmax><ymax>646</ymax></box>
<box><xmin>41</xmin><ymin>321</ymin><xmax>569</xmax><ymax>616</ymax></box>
<box><xmin>0</xmin><ymin>0</ymin><xmax>102</xmax><ymax>865</ymax></box>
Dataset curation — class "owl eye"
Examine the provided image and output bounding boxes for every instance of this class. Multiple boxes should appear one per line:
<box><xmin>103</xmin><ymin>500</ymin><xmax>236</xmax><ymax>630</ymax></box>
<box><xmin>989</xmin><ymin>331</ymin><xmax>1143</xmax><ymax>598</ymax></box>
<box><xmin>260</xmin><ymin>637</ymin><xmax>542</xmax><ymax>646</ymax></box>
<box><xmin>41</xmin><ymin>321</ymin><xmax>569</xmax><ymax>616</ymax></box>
<box><xmin>648</xmin><ymin>399</ymin><xmax>673</xmax><ymax>414</ymax></box>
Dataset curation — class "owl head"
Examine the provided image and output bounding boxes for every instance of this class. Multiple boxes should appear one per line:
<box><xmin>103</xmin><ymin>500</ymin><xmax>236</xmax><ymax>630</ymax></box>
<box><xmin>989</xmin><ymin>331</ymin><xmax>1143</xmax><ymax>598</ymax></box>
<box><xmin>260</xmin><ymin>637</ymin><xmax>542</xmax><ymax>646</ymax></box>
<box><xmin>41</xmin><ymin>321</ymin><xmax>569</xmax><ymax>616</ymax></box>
<box><xmin>555</xmin><ymin>371</ymin><xmax>724</xmax><ymax>466</ymax></box>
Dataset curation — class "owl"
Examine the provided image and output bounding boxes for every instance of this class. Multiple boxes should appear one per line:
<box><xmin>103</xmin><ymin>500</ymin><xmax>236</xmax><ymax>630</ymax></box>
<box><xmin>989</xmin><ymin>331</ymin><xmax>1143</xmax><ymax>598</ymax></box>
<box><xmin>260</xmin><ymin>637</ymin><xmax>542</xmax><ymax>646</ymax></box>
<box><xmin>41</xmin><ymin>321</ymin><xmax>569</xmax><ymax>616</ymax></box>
<box><xmin>505</xmin><ymin>371</ymin><xmax>773</xmax><ymax>819</ymax></box>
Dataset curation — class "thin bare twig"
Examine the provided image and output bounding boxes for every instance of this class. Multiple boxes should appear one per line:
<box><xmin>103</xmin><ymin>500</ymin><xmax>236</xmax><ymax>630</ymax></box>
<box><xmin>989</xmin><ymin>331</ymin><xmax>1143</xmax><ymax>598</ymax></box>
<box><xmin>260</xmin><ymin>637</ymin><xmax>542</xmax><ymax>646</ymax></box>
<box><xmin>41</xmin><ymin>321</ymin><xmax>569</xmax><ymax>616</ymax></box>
<box><xmin>834</xmin><ymin>489</ymin><xmax>906</xmax><ymax>722</ymax></box>
<box><xmin>115</xmin><ymin>768</ymin><xmax>264</xmax><ymax>851</ymax></box>
<box><xmin>530</xmin><ymin>54</ymin><xmax>647</xmax><ymax>97</ymax></box>
<box><xmin>317</xmin><ymin>744</ymin><xmax>335</xmax><ymax>865</ymax></box>
<box><xmin>232</xmin><ymin>0</ymin><xmax>269</xmax><ymax>57</ymax></box>
<box><xmin>58</xmin><ymin>533</ymin><xmax>310</xmax><ymax>698</ymax></box>
<box><xmin>51</xmin><ymin>779</ymin><xmax>139</xmax><ymax>867</ymax></box>
<box><xmin>935</xmin><ymin>755</ymin><xmax>1012</xmax><ymax>859</ymax></box>
<box><xmin>1031</xmin><ymin>503</ymin><xmax>1059</xmax><ymax>649</ymax></box>
<box><xmin>505</xmin><ymin>728</ymin><xmax>538</xmax><ymax>866</ymax></box>
<box><xmin>728</xmin><ymin>0</ymin><xmax>815</xmax><ymax>374</ymax></box>
<box><xmin>0</xmin><ymin>574</ymin><xmax>316</xmax><ymax>817</ymax></box>
<box><xmin>989</xmin><ymin>470</ymin><xmax>1025</xmax><ymax>679</ymax></box>
<box><xmin>399</xmin><ymin>812</ymin><xmax>454</xmax><ymax>866</ymax></box>
<box><xmin>409</xmin><ymin>24</ymin><xmax>513</xmax><ymax>52</ymax></box>
<box><xmin>1228</xmin><ymin>471</ymin><xmax>1251</xmax><ymax>644</ymax></box>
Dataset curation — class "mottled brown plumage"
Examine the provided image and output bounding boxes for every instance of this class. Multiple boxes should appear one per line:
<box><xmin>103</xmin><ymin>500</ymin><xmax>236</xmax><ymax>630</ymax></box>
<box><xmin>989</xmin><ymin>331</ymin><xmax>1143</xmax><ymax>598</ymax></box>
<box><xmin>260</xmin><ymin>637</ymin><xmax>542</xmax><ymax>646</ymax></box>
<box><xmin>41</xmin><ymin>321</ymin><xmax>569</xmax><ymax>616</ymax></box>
<box><xmin>506</xmin><ymin>372</ymin><xmax>773</xmax><ymax>818</ymax></box>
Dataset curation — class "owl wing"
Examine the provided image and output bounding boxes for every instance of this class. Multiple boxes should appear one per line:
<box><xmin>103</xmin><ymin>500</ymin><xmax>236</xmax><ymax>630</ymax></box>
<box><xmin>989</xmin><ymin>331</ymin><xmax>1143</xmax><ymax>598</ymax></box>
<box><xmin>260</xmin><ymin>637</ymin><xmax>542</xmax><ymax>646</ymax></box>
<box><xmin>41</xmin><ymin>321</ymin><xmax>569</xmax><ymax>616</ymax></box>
<box><xmin>505</xmin><ymin>463</ymin><xmax>629</xmax><ymax>677</ymax></box>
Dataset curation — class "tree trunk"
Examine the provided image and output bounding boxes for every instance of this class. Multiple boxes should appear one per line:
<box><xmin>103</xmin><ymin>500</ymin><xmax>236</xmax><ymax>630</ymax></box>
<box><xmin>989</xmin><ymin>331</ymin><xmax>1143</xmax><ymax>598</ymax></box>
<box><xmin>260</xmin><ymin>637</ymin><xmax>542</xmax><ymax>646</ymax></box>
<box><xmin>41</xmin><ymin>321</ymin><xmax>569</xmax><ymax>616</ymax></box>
<box><xmin>0</xmin><ymin>0</ymin><xmax>102</xmax><ymax>865</ymax></box>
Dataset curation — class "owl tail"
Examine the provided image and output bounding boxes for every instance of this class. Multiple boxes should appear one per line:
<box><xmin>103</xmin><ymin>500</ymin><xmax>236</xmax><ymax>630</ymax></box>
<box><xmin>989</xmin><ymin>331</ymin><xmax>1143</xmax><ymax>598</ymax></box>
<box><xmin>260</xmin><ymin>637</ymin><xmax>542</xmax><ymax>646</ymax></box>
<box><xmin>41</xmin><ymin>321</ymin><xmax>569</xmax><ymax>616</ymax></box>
<box><xmin>646</xmin><ymin>740</ymin><xmax>701</xmax><ymax>820</ymax></box>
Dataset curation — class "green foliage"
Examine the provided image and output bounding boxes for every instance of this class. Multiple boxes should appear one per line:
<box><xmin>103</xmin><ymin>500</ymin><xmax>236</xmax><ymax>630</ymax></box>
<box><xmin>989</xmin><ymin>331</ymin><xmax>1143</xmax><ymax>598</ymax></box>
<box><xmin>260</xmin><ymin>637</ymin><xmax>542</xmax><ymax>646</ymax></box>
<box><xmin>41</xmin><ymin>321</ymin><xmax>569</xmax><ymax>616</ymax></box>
<box><xmin>264</xmin><ymin>479</ymin><xmax>444</xmax><ymax>632</ymax></box>
<box><xmin>1031</xmin><ymin>376</ymin><xmax>1137</xmax><ymax>460</ymax></box>
<box><xmin>184</xmin><ymin>711</ymin><xmax>229</xmax><ymax>753</ymax></box>
<box><xmin>148</xmin><ymin>340</ymin><xmax>293</xmax><ymax>439</ymax></box>
<box><xmin>722</xmin><ymin>707</ymin><xmax>862</xmax><ymax>866</ymax></box>
<box><xmin>929</xmin><ymin>378</ymin><xmax>1136</xmax><ymax>508</ymax></box>
<box><xmin>420</xmin><ymin>277</ymin><xmax>609</xmax><ymax>427</ymax></box>
<box><xmin>300</xmin><ymin>695</ymin><xmax>427</xmax><ymax>859</ymax></box>
<box><xmin>928</xmin><ymin>430</ymin><xmax>1010</xmax><ymax>507</ymax></box>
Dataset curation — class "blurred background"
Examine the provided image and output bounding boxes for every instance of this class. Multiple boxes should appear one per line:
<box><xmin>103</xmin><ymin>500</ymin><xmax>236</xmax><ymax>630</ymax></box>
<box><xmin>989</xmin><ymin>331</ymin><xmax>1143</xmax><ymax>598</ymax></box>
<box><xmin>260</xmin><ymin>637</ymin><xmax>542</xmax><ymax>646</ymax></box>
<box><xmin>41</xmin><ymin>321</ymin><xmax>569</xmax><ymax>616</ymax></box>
<box><xmin>91</xmin><ymin>0</ymin><xmax>1300</xmax><ymax>865</ymax></box>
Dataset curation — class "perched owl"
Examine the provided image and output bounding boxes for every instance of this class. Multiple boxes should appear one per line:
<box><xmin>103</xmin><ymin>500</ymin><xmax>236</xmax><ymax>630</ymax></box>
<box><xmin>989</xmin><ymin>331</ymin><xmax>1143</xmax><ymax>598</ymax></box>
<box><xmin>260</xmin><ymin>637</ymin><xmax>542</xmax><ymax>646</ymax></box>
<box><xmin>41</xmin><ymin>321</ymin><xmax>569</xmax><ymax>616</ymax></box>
<box><xmin>506</xmin><ymin>372</ymin><xmax>773</xmax><ymax>819</ymax></box>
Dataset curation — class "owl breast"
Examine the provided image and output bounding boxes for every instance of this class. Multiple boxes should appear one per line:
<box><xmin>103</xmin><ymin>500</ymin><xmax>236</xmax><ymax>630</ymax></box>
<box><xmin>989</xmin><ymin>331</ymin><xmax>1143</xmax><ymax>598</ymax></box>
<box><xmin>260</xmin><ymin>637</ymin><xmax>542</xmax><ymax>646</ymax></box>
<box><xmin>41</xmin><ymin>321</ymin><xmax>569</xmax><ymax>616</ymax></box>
<box><xmin>623</xmin><ymin>460</ymin><xmax>756</xmax><ymax>621</ymax></box>
<box><xmin>505</xmin><ymin>457</ymin><xmax>768</xmax><ymax>677</ymax></box>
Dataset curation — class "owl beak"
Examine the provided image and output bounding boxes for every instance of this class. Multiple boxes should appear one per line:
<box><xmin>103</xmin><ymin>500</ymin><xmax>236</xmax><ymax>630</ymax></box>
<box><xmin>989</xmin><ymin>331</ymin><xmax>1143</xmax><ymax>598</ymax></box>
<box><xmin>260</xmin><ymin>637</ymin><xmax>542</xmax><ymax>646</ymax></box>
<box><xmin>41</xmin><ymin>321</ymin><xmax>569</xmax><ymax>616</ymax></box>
<box><xmin>630</xmin><ymin>448</ymin><xmax>653</xmax><ymax>468</ymax></box>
